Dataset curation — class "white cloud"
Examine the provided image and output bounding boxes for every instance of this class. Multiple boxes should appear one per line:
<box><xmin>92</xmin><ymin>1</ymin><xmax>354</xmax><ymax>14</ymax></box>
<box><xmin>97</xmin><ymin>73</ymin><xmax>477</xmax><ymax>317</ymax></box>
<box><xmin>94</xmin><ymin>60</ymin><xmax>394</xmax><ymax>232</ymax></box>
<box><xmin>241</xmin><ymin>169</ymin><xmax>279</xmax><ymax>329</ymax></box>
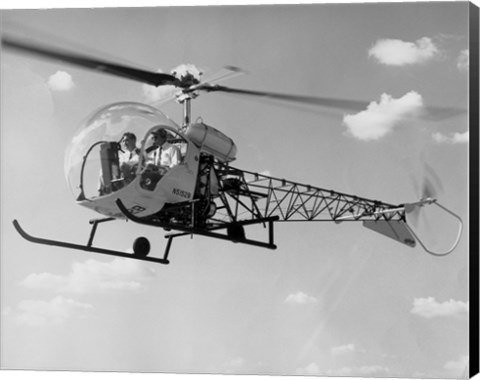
<box><xmin>1</xmin><ymin>306</ymin><xmax>13</xmax><ymax>317</ymax></box>
<box><xmin>296</xmin><ymin>362</ymin><xmax>321</xmax><ymax>375</ymax></box>
<box><xmin>47</xmin><ymin>70</ymin><xmax>75</xmax><ymax>91</ymax></box>
<box><xmin>171</xmin><ymin>63</ymin><xmax>202</xmax><ymax>80</ymax></box>
<box><xmin>326</xmin><ymin>365</ymin><xmax>390</xmax><ymax>376</ymax></box>
<box><xmin>410</xmin><ymin>297</ymin><xmax>468</xmax><ymax>319</ymax></box>
<box><xmin>21</xmin><ymin>258</ymin><xmax>156</xmax><ymax>294</ymax></box>
<box><xmin>22</xmin><ymin>272</ymin><xmax>68</xmax><ymax>289</ymax></box>
<box><xmin>444</xmin><ymin>355</ymin><xmax>469</xmax><ymax>375</ymax></box>
<box><xmin>368</xmin><ymin>37</ymin><xmax>439</xmax><ymax>66</ymax></box>
<box><xmin>331</xmin><ymin>343</ymin><xmax>364</xmax><ymax>355</ymax></box>
<box><xmin>223</xmin><ymin>357</ymin><xmax>246</xmax><ymax>374</ymax></box>
<box><xmin>142</xmin><ymin>83</ymin><xmax>177</xmax><ymax>103</ymax></box>
<box><xmin>141</xmin><ymin>67</ymin><xmax>176</xmax><ymax>103</ymax></box>
<box><xmin>457</xmin><ymin>49</ymin><xmax>469</xmax><ymax>72</ymax></box>
<box><xmin>142</xmin><ymin>63</ymin><xmax>202</xmax><ymax>104</ymax></box>
<box><xmin>296</xmin><ymin>362</ymin><xmax>388</xmax><ymax>376</ymax></box>
<box><xmin>12</xmin><ymin>296</ymin><xmax>93</xmax><ymax>327</ymax></box>
<box><xmin>343</xmin><ymin>91</ymin><xmax>424</xmax><ymax>141</ymax></box>
<box><xmin>432</xmin><ymin>131</ymin><xmax>469</xmax><ymax>144</ymax></box>
<box><xmin>285</xmin><ymin>291</ymin><xmax>318</xmax><ymax>305</ymax></box>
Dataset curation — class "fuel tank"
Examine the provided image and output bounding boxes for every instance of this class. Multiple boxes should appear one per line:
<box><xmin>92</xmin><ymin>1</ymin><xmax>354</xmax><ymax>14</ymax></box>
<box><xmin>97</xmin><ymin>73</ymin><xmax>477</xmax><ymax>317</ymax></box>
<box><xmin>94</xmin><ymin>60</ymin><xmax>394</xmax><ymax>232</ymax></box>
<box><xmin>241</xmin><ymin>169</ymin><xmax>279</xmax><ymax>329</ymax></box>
<box><xmin>185</xmin><ymin>122</ymin><xmax>237</xmax><ymax>162</ymax></box>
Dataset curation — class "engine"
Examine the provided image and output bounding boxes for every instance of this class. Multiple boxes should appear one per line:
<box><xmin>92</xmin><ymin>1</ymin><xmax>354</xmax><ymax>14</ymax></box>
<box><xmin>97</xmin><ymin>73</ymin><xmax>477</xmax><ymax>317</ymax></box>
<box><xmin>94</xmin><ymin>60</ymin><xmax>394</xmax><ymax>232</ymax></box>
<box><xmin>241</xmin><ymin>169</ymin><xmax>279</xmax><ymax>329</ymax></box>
<box><xmin>185</xmin><ymin>122</ymin><xmax>237</xmax><ymax>162</ymax></box>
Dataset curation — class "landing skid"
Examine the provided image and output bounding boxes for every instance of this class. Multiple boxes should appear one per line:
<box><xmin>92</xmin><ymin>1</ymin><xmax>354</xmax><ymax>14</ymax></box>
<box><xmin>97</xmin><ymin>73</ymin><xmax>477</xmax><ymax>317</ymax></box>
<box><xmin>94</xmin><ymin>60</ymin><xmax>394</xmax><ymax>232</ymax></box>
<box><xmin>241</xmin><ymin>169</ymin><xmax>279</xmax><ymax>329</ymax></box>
<box><xmin>12</xmin><ymin>219</ymin><xmax>170</xmax><ymax>265</ymax></box>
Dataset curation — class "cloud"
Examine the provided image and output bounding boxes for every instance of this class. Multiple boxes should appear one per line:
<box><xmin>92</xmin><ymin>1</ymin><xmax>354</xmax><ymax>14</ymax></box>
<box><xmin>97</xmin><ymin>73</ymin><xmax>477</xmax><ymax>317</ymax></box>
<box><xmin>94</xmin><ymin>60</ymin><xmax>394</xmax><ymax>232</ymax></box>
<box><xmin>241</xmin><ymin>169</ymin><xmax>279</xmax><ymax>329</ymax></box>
<box><xmin>343</xmin><ymin>91</ymin><xmax>424</xmax><ymax>141</ymax></box>
<box><xmin>1</xmin><ymin>306</ymin><xmax>13</xmax><ymax>318</ymax></box>
<box><xmin>331</xmin><ymin>343</ymin><xmax>365</xmax><ymax>356</ymax></box>
<box><xmin>21</xmin><ymin>258</ymin><xmax>156</xmax><ymax>294</ymax></box>
<box><xmin>222</xmin><ymin>357</ymin><xmax>246</xmax><ymax>374</ymax></box>
<box><xmin>296</xmin><ymin>362</ymin><xmax>321</xmax><ymax>375</ymax></box>
<box><xmin>432</xmin><ymin>131</ymin><xmax>469</xmax><ymax>144</ymax></box>
<box><xmin>10</xmin><ymin>296</ymin><xmax>93</xmax><ymax>327</ymax></box>
<box><xmin>171</xmin><ymin>63</ymin><xmax>202</xmax><ymax>80</ymax></box>
<box><xmin>326</xmin><ymin>365</ymin><xmax>390</xmax><ymax>376</ymax></box>
<box><xmin>141</xmin><ymin>67</ymin><xmax>176</xmax><ymax>103</ymax></box>
<box><xmin>142</xmin><ymin>63</ymin><xmax>202</xmax><ymax>103</ymax></box>
<box><xmin>444</xmin><ymin>355</ymin><xmax>469</xmax><ymax>375</ymax></box>
<box><xmin>457</xmin><ymin>49</ymin><xmax>469</xmax><ymax>72</ymax></box>
<box><xmin>285</xmin><ymin>291</ymin><xmax>318</xmax><ymax>305</ymax></box>
<box><xmin>47</xmin><ymin>70</ymin><xmax>75</xmax><ymax>91</ymax></box>
<box><xmin>368</xmin><ymin>37</ymin><xmax>439</xmax><ymax>66</ymax></box>
<box><xmin>296</xmin><ymin>362</ymin><xmax>388</xmax><ymax>376</ymax></box>
<box><xmin>142</xmin><ymin>84</ymin><xmax>176</xmax><ymax>103</ymax></box>
<box><xmin>410</xmin><ymin>297</ymin><xmax>468</xmax><ymax>319</ymax></box>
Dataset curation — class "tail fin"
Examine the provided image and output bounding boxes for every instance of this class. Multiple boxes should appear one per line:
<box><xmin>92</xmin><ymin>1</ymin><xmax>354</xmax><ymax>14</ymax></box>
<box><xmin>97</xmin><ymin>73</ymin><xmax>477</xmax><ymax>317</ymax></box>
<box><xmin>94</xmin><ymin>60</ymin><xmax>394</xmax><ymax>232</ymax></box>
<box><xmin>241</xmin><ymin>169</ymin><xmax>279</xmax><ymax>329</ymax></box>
<box><xmin>363</xmin><ymin>220</ymin><xmax>416</xmax><ymax>248</ymax></box>
<box><xmin>363</xmin><ymin>199</ymin><xmax>463</xmax><ymax>256</ymax></box>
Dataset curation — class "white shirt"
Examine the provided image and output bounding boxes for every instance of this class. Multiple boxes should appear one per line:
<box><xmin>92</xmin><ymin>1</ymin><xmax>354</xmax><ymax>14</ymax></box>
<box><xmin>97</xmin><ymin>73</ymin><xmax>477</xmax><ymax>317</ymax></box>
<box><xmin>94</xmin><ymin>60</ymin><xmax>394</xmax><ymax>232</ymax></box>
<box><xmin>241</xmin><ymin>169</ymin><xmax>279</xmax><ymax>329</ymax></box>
<box><xmin>119</xmin><ymin>148</ymin><xmax>140</xmax><ymax>167</ymax></box>
<box><xmin>148</xmin><ymin>143</ymin><xmax>181</xmax><ymax>168</ymax></box>
<box><xmin>119</xmin><ymin>148</ymin><xmax>141</xmax><ymax>182</ymax></box>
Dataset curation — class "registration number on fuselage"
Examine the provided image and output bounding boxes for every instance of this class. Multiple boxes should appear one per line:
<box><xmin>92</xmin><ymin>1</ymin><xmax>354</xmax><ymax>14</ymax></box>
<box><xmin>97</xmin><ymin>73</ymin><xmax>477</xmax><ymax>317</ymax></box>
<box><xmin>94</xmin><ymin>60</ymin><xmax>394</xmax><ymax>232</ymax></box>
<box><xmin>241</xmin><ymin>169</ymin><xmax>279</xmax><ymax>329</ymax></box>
<box><xmin>172</xmin><ymin>188</ymin><xmax>192</xmax><ymax>199</ymax></box>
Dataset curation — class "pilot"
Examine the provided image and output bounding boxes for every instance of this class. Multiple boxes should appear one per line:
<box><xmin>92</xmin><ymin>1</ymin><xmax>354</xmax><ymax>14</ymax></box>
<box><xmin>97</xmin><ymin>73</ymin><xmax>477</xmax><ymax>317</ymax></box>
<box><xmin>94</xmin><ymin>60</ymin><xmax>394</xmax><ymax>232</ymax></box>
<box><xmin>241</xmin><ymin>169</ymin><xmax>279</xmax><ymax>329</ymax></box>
<box><xmin>147</xmin><ymin>128</ymin><xmax>181</xmax><ymax>172</ymax></box>
<box><xmin>119</xmin><ymin>132</ymin><xmax>141</xmax><ymax>183</ymax></box>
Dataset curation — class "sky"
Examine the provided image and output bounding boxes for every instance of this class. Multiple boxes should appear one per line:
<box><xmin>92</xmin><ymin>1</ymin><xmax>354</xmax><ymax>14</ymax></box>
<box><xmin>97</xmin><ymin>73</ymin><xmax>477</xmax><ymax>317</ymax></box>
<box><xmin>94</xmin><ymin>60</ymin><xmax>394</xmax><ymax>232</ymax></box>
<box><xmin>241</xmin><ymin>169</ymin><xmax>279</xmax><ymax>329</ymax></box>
<box><xmin>0</xmin><ymin>1</ymin><xmax>473</xmax><ymax>379</ymax></box>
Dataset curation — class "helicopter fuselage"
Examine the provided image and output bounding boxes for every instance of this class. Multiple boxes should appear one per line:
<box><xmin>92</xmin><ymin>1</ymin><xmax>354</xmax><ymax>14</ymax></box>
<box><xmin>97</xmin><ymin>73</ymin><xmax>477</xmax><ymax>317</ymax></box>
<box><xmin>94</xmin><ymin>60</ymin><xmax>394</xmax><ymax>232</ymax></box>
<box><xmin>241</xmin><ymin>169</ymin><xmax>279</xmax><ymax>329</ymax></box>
<box><xmin>69</xmin><ymin>104</ymin><xmax>237</xmax><ymax>220</ymax></box>
<box><xmin>78</xmin><ymin>150</ymin><xmax>200</xmax><ymax>219</ymax></box>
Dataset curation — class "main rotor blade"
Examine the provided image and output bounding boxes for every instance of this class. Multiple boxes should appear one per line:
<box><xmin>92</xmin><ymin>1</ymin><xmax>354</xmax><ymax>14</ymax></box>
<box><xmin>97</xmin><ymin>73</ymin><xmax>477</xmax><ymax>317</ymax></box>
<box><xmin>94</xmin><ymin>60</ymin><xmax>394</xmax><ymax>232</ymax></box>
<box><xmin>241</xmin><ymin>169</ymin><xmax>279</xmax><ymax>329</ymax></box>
<box><xmin>198</xmin><ymin>85</ymin><xmax>466</xmax><ymax>120</ymax></box>
<box><xmin>2</xmin><ymin>35</ymin><xmax>178</xmax><ymax>87</ymax></box>
<box><xmin>202</xmin><ymin>66</ymin><xmax>247</xmax><ymax>85</ymax></box>
<box><xmin>420</xmin><ymin>105</ymin><xmax>467</xmax><ymax>121</ymax></box>
<box><xmin>198</xmin><ymin>84</ymin><xmax>370</xmax><ymax>111</ymax></box>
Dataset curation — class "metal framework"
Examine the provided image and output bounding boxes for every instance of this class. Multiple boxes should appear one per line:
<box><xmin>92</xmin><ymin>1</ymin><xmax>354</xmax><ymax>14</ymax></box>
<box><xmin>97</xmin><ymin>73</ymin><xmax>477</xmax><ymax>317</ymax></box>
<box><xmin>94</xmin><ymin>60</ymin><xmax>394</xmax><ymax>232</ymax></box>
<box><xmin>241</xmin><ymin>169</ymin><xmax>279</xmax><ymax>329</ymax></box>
<box><xmin>212</xmin><ymin>163</ymin><xmax>406</xmax><ymax>225</ymax></box>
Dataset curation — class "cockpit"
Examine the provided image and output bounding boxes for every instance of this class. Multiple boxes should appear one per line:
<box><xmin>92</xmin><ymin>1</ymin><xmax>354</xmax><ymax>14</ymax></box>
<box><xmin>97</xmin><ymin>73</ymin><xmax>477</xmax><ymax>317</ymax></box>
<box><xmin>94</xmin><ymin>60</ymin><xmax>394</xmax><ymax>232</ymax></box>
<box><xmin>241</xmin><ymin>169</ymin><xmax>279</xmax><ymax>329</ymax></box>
<box><xmin>65</xmin><ymin>102</ymin><xmax>189</xmax><ymax>202</ymax></box>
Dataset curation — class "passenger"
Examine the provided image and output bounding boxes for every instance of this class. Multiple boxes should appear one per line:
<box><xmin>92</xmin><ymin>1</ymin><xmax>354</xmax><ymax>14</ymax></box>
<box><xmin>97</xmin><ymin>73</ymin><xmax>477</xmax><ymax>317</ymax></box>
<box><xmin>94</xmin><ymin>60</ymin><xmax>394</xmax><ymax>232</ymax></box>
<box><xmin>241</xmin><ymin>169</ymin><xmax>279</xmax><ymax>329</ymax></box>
<box><xmin>119</xmin><ymin>132</ymin><xmax>141</xmax><ymax>184</ymax></box>
<box><xmin>147</xmin><ymin>128</ymin><xmax>181</xmax><ymax>174</ymax></box>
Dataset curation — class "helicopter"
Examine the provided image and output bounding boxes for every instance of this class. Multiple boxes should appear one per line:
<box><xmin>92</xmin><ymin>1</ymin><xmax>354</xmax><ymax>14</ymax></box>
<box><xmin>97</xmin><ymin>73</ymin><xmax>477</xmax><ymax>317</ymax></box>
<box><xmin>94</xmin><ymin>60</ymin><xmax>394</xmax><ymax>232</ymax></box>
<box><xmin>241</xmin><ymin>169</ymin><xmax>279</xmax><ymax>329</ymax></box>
<box><xmin>3</xmin><ymin>33</ymin><xmax>465</xmax><ymax>265</ymax></box>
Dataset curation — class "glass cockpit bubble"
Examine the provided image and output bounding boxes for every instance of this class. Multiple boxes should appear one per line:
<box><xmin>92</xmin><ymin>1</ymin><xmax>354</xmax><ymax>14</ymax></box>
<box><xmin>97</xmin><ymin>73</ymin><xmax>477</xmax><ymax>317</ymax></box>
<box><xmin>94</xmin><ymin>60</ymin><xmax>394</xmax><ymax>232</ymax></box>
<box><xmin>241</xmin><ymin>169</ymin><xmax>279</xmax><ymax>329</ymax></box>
<box><xmin>64</xmin><ymin>102</ymin><xmax>180</xmax><ymax>201</ymax></box>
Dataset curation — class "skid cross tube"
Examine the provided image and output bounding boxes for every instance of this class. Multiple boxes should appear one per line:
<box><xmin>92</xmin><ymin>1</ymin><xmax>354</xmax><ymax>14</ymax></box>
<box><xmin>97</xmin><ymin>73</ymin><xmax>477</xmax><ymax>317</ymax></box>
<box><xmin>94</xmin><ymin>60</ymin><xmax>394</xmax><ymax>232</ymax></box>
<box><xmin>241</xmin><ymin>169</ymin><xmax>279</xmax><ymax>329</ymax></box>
<box><xmin>87</xmin><ymin>217</ymin><xmax>115</xmax><ymax>247</ymax></box>
<box><xmin>12</xmin><ymin>219</ymin><xmax>170</xmax><ymax>265</ymax></box>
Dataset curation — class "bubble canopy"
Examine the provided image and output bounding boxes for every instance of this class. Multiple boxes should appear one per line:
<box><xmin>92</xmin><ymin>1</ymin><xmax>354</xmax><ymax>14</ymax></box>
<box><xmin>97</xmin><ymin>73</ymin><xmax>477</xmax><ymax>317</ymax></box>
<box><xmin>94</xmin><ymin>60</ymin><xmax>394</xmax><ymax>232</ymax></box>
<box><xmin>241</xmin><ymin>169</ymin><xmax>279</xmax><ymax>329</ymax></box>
<box><xmin>64</xmin><ymin>102</ymin><xmax>181</xmax><ymax>200</ymax></box>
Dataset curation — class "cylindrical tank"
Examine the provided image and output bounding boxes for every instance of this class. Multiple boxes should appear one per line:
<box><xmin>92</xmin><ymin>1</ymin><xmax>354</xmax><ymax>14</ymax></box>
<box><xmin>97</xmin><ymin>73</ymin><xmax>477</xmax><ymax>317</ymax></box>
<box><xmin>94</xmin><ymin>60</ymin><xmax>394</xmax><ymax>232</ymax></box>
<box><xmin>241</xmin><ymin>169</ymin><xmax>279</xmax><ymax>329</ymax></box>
<box><xmin>185</xmin><ymin>122</ymin><xmax>237</xmax><ymax>162</ymax></box>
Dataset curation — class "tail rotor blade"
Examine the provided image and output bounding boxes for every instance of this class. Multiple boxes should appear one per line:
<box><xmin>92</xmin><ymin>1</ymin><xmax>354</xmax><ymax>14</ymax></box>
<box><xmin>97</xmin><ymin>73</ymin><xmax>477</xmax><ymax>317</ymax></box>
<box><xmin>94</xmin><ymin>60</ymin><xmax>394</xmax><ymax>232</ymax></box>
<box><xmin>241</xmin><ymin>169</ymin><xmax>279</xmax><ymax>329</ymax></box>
<box><xmin>423</xmin><ymin>162</ymin><xmax>444</xmax><ymax>198</ymax></box>
<box><xmin>422</xmin><ymin>177</ymin><xmax>438</xmax><ymax>199</ymax></box>
<box><xmin>405</xmin><ymin>203</ymin><xmax>422</xmax><ymax>226</ymax></box>
<box><xmin>407</xmin><ymin>161</ymin><xmax>444</xmax><ymax>227</ymax></box>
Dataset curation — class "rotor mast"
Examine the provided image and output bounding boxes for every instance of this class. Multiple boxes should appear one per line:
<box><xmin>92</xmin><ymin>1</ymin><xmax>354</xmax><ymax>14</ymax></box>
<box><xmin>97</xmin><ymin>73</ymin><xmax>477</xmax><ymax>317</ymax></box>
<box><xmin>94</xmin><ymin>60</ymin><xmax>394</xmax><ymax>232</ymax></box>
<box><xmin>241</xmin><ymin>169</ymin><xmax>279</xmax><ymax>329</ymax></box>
<box><xmin>176</xmin><ymin>93</ymin><xmax>193</xmax><ymax>129</ymax></box>
<box><xmin>173</xmin><ymin>70</ymin><xmax>202</xmax><ymax>130</ymax></box>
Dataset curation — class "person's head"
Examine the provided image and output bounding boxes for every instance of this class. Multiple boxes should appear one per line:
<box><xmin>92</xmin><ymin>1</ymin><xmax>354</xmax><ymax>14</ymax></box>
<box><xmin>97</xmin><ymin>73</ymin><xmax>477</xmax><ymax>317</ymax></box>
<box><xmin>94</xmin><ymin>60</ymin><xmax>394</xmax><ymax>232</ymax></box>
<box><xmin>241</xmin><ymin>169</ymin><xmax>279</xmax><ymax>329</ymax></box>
<box><xmin>151</xmin><ymin>128</ymin><xmax>168</xmax><ymax>146</ymax></box>
<box><xmin>121</xmin><ymin>132</ymin><xmax>137</xmax><ymax>152</ymax></box>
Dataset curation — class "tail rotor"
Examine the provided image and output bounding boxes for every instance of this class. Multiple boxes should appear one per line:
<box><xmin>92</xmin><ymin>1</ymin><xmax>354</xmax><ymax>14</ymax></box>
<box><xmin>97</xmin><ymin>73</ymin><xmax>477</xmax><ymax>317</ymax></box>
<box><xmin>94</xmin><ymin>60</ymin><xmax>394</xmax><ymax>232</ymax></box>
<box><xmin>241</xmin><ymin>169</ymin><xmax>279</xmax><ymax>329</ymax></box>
<box><xmin>406</xmin><ymin>163</ymin><xmax>442</xmax><ymax>227</ymax></box>
<box><xmin>404</xmin><ymin>163</ymin><xmax>463</xmax><ymax>257</ymax></box>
